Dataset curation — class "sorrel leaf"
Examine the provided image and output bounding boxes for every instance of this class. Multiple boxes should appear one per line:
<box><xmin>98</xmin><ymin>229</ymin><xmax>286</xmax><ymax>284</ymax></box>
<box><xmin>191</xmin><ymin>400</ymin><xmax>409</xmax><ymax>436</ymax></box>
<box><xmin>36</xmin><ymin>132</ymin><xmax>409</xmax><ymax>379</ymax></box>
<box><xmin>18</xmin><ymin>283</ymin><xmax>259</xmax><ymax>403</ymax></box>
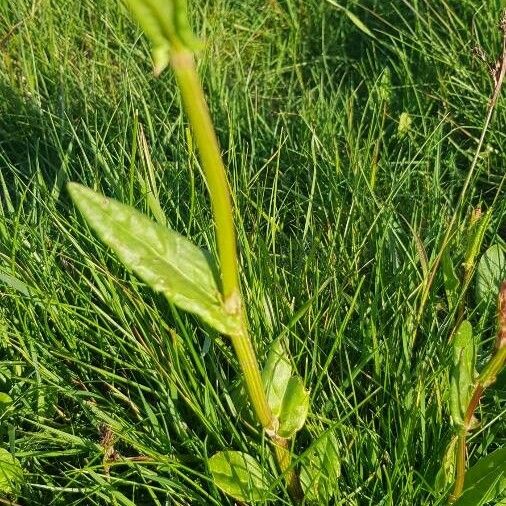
<box><xmin>278</xmin><ymin>376</ymin><xmax>310</xmax><ymax>438</ymax></box>
<box><xmin>68</xmin><ymin>183</ymin><xmax>240</xmax><ymax>335</ymax></box>
<box><xmin>261</xmin><ymin>337</ymin><xmax>292</xmax><ymax>417</ymax></box>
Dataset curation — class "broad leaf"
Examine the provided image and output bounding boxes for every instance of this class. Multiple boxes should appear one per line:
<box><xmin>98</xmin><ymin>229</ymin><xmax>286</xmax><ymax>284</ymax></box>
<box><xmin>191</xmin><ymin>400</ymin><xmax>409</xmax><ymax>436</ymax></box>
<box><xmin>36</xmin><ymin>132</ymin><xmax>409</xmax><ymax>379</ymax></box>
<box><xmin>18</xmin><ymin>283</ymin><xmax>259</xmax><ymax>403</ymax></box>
<box><xmin>476</xmin><ymin>245</ymin><xmax>506</xmax><ymax>308</ymax></box>
<box><xmin>0</xmin><ymin>448</ymin><xmax>23</xmax><ymax>496</ymax></box>
<box><xmin>278</xmin><ymin>376</ymin><xmax>310</xmax><ymax>438</ymax></box>
<box><xmin>209</xmin><ymin>451</ymin><xmax>272</xmax><ymax>503</ymax></box>
<box><xmin>454</xmin><ymin>448</ymin><xmax>506</xmax><ymax>506</ymax></box>
<box><xmin>450</xmin><ymin>321</ymin><xmax>475</xmax><ymax>427</ymax></box>
<box><xmin>0</xmin><ymin>393</ymin><xmax>13</xmax><ymax>414</ymax></box>
<box><xmin>68</xmin><ymin>183</ymin><xmax>240</xmax><ymax>335</ymax></box>
<box><xmin>122</xmin><ymin>0</ymin><xmax>200</xmax><ymax>74</ymax></box>
<box><xmin>301</xmin><ymin>431</ymin><xmax>340</xmax><ymax>504</ymax></box>
<box><xmin>261</xmin><ymin>338</ymin><xmax>309</xmax><ymax>438</ymax></box>
<box><xmin>261</xmin><ymin>337</ymin><xmax>292</xmax><ymax>417</ymax></box>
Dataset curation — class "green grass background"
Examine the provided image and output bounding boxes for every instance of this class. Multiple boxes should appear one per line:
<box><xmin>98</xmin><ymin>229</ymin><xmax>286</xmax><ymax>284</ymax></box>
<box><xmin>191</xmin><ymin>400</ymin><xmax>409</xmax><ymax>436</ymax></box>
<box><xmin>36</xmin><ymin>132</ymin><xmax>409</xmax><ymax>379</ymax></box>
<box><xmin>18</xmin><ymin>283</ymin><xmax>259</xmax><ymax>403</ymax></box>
<box><xmin>0</xmin><ymin>0</ymin><xmax>505</xmax><ymax>504</ymax></box>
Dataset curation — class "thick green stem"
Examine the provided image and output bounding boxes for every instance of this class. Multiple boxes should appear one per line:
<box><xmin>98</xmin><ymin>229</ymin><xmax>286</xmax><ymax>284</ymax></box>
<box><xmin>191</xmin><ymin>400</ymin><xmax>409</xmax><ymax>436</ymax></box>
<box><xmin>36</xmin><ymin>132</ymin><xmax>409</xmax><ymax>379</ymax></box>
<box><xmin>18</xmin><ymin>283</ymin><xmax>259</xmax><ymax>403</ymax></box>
<box><xmin>171</xmin><ymin>50</ymin><xmax>239</xmax><ymax>305</ymax></box>
<box><xmin>273</xmin><ymin>436</ymin><xmax>304</xmax><ymax>502</ymax></box>
<box><xmin>450</xmin><ymin>433</ymin><xmax>467</xmax><ymax>504</ymax></box>
<box><xmin>169</xmin><ymin>51</ymin><xmax>304</xmax><ymax>499</ymax></box>
<box><xmin>230</xmin><ymin>332</ymin><xmax>276</xmax><ymax>431</ymax></box>
<box><xmin>170</xmin><ymin>49</ymin><xmax>275</xmax><ymax>431</ymax></box>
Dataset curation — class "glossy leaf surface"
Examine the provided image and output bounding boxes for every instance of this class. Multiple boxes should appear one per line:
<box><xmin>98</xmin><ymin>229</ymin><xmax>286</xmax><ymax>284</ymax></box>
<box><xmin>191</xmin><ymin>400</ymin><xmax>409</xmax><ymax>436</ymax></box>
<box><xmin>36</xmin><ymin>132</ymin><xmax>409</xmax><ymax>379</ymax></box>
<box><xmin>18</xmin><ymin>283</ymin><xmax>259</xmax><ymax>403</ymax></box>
<box><xmin>68</xmin><ymin>183</ymin><xmax>240</xmax><ymax>335</ymax></box>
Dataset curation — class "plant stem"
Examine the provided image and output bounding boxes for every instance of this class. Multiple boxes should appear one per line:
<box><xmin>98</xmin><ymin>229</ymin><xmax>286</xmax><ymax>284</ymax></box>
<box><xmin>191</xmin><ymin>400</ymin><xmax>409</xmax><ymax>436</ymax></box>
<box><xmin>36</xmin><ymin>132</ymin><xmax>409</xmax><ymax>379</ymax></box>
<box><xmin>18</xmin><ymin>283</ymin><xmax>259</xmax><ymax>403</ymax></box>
<box><xmin>449</xmin><ymin>432</ymin><xmax>466</xmax><ymax>504</ymax></box>
<box><xmin>170</xmin><ymin>48</ymin><xmax>275</xmax><ymax>431</ymax></box>
<box><xmin>273</xmin><ymin>436</ymin><xmax>304</xmax><ymax>502</ymax></box>
<box><xmin>450</xmin><ymin>284</ymin><xmax>506</xmax><ymax>503</ymax></box>
<box><xmin>230</xmin><ymin>331</ymin><xmax>276</xmax><ymax>431</ymax></box>
<box><xmin>169</xmin><ymin>48</ymin><xmax>303</xmax><ymax>501</ymax></box>
<box><xmin>171</xmin><ymin>49</ymin><xmax>240</xmax><ymax>306</ymax></box>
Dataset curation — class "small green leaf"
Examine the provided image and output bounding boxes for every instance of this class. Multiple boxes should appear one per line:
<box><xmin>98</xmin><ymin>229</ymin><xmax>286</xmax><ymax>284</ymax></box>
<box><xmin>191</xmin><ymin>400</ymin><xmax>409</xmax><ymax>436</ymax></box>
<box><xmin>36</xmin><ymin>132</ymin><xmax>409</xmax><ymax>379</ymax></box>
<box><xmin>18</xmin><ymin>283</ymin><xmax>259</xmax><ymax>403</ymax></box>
<box><xmin>301</xmin><ymin>431</ymin><xmax>340</xmax><ymax>504</ymax></box>
<box><xmin>0</xmin><ymin>448</ymin><xmax>23</xmax><ymax>496</ymax></box>
<box><xmin>68</xmin><ymin>183</ymin><xmax>240</xmax><ymax>336</ymax></box>
<box><xmin>450</xmin><ymin>321</ymin><xmax>475</xmax><ymax>427</ymax></box>
<box><xmin>454</xmin><ymin>448</ymin><xmax>506</xmax><ymax>506</ymax></box>
<box><xmin>0</xmin><ymin>393</ymin><xmax>13</xmax><ymax>414</ymax></box>
<box><xmin>278</xmin><ymin>376</ymin><xmax>310</xmax><ymax>438</ymax></box>
<box><xmin>262</xmin><ymin>339</ymin><xmax>309</xmax><ymax>437</ymax></box>
<box><xmin>123</xmin><ymin>0</ymin><xmax>200</xmax><ymax>75</ymax></box>
<box><xmin>261</xmin><ymin>337</ymin><xmax>292</xmax><ymax>417</ymax></box>
<box><xmin>434</xmin><ymin>436</ymin><xmax>458</xmax><ymax>492</ymax></box>
<box><xmin>476</xmin><ymin>244</ymin><xmax>506</xmax><ymax>308</ymax></box>
<box><xmin>442</xmin><ymin>251</ymin><xmax>460</xmax><ymax>310</ymax></box>
<box><xmin>209</xmin><ymin>451</ymin><xmax>272</xmax><ymax>503</ymax></box>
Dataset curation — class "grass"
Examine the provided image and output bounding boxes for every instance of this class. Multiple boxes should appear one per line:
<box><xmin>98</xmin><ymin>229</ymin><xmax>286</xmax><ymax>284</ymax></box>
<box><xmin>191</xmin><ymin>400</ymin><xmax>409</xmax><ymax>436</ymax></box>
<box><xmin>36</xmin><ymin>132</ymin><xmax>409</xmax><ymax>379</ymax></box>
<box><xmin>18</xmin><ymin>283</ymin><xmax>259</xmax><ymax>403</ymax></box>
<box><xmin>0</xmin><ymin>0</ymin><xmax>505</xmax><ymax>504</ymax></box>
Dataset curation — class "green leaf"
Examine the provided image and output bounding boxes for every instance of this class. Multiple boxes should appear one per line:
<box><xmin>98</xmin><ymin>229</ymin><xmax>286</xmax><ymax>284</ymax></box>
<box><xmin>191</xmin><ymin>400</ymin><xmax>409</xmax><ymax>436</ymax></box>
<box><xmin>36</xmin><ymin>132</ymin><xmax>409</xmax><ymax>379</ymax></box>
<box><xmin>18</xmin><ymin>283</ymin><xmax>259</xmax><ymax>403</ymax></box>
<box><xmin>476</xmin><ymin>244</ymin><xmax>506</xmax><ymax>308</ymax></box>
<box><xmin>278</xmin><ymin>376</ymin><xmax>310</xmax><ymax>438</ymax></box>
<box><xmin>67</xmin><ymin>183</ymin><xmax>240</xmax><ymax>336</ymax></box>
<box><xmin>301</xmin><ymin>431</ymin><xmax>340</xmax><ymax>504</ymax></box>
<box><xmin>0</xmin><ymin>448</ymin><xmax>23</xmax><ymax>496</ymax></box>
<box><xmin>209</xmin><ymin>451</ymin><xmax>272</xmax><ymax>503</ymax></box>
<box><xmin>454</xmin><ymin>448</ymin><xmax>506</xmax><ymax>506</ymax></box>
<box><xmin>122</xmin><ymin>0</ymin><xmax>200</xmax><ymax>75</ymax></box>
<box><xmin>261</xmin><ymin>337</ymin><xmax>292</xmax><ymax>417</ymax></box>
<box><xmin>442</xmin><ymin>251</ymin><xmax>460</xmax><ymax>310</ymax></box>
<box><xmin>434</xmin><ymin>436</ymin><xmax>458</xmax><ymax>492</ymax></box>
<box><xmin>261</xmin><ymin>338</ymin><xmax>309</xmax><ymax>437</ymax></box>
<box><xmin>0</xmin><ymin>393</ymin><xmax>13</xmax><ymax>414</ymax></box>
<box><xmin>450</xmin><ymin>321</ymin><xmax>475</xmax><ymax>427</ymax></box>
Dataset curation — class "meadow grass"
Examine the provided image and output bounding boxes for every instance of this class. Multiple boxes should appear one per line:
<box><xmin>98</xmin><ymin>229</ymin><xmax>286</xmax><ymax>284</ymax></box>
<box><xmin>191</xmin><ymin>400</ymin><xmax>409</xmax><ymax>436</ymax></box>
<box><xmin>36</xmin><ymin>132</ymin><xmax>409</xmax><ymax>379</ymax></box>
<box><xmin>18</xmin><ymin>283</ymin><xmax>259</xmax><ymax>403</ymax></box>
<box><xmin>0</xmin><ymin>0</ymin><xmax>505</xmax><ymax>504</ymax></box>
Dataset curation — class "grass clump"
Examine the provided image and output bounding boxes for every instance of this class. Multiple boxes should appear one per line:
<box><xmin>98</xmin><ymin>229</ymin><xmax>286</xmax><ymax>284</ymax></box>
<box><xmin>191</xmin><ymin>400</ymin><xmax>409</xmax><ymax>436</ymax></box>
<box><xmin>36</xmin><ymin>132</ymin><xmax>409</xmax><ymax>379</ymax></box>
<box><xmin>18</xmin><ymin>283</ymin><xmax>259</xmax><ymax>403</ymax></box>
<box><xmin>0</xmin><ymin>1</ymin><xmax>505</xmax><ymax>504</ymax></box>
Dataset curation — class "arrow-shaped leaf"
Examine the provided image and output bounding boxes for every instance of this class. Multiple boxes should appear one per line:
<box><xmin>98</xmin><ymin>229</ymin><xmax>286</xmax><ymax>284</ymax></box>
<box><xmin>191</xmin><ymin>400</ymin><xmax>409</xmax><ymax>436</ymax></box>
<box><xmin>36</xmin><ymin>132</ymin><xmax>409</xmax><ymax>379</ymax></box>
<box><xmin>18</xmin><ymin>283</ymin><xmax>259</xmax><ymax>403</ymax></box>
<box><xmin>68</xmin><ymin>183</ymin><xmax>240</xmax><ymax>335</ymax></box>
